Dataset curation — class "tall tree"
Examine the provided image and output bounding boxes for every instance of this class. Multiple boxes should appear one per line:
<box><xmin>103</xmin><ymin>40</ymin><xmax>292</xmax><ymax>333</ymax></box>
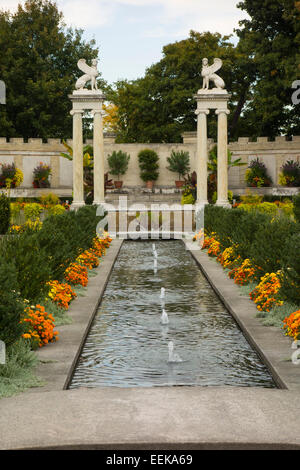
<box><xmin>236</xmin><ymin>0</ymin><xmax>300</xmax><ymax>137</ymax></box>
<box><xmin>109</xmin><ymin>31</ymin><xmax>252</xmax><ymax>143</ymax></box>
<box><xmin>0</xmin><ymin>0</ymin><xmax>105</xmax><ymax>139</ymax></box>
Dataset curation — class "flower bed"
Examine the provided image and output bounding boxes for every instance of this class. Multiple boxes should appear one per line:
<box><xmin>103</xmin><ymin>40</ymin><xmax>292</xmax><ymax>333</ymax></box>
<box><xmin>200</xmin><ymin>204</ymin><xmax>300</xmax><ymax>343</ymax></box>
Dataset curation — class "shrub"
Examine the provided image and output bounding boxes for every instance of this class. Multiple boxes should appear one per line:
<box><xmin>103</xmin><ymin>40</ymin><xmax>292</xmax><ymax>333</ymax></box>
<box><xmin>138</xmin><ymin>149</ymin><xmax>159</xmax><ymax>182</ymax></box>
<box><xmin>107</xmin><ymin>150</ymin><xmax>130</xmax><ymax>181</ymax></box>
<box><xmin>238</xmin><ymin>201</ymin><xmax>278</xmax><ymax>216</ymax></box>
<box><xmin>294</xmin><ymin>193</ymin><xmax>300</xmax><ymax>223</ymax></box>
<box><xmin>24</xmin><ymin>203</ymin><xmax>43</xmax><ymax>221</ymax></box>
<box><xmin>40</xmin><ymin>193</ymin><xmax>59</xmax><ymax>207</ymax></box>
<box><xmin>167</xmin><ymin>150</ymin><xmax>190</xmax><ymax>180</ymax></box>
<box><xmin>0</xmin><ymin>231</ymin><xmax>52</xmax><ymax>302</ymax></box>
<box><xmin>10</xmin><ymin>202</ymin><xmax>21</xmax><ymax>224</ymax></box>
<box><xmin>47</xmin><ymin>204</ymin><xmax>66</xmax><ymax>216</ymax></box>
<box><xmin>280</xmin><ymin>231</ymin><xmax>300</xmax><ymax>304</ymax></box>
<box><xmin>249</xmin><ymin>216</ymin><xmax>298</xmax><ymax>275</ymax></box>
<box><xmin>0</xmin><ymin>259</ymin><xmax>25</xmax><ymax>346</ymax></box>
<box><xmin>181</xmin><ymin>192</ymin><xmax>195</xmax><ymax>205</ymax></box>
<box><xmin>0</xmin><ymin>193</ymin><xmax>10</xmax><ymax>234</ymax></box>
<box><xmin>36</xmin><ymin>205</ymin><xmax>102</xmax><ymax>280</ymax></box>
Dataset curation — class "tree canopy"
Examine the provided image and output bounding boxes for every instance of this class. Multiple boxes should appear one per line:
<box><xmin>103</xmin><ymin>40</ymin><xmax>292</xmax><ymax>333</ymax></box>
<box><xmin>109</xmin><ymin>31</ymin><xmax>252</xmax><ymax>143</ymax></box>
<box><xmin>236</xmin><ymin>0</ymin><xmax>300</xmax><ymax>138</ymax></box>
<box><xmin>109</xmin><ymin>1</ymin><xmax>300</xmax><ymax>142</ymax></box>
<box><xmin>0</xmin><ymin>0</ymin><xmax>105</xmax><ymax>139</ymax></box>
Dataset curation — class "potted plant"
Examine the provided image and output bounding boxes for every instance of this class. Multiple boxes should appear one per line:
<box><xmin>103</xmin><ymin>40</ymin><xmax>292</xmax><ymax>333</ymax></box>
<box><xmin>0</xmin><ymin>163</ymin><xmax>23</xmax><ymax>189</ymax></box>
<box><xmin>138</xmin><ymin>149</ymin><xmax>159</xmax><ymax>189</ymax></box>
<box><xmin>278</xmin><ymin>160</ymin><xmax>300</xmax><ymax>187</ymax></box>
<box><xmin>167</xmin><ymin>150</ymin><xmax>190</xmax><ymax>188</ymax></box>
<box><xmin>245</xmin><ymin>158</ymin><xmax>272</xmax><ymax>188</ymax></box>
<box><xmin>107</xmin><ymin>150</ymin><xmax>130</xmax><ymax>189</ymax></box>
<box><xmin>33</xmin><ymin>163</ymin><xmax>51</xmax><ymax>188</ymax></box>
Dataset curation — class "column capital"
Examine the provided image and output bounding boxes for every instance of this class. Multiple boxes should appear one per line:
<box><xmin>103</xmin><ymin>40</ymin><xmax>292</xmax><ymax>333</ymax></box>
<box><xmin>91</xmin><ymin>109</ymin><xmax>105</xmax><ymax>117</ymax></box>
<box><xmin>195</xmin><ymin>109</ymin><xmax>210</xmax><ymax>116</ymax></box>
<box><xmin>215</xmin><ymin>109</ymin><xmax>230</xmax><ymax>116</ymax></box>
<box><xmin>70</xmin><ymin>109</ymin><xmax>84</xmax><ymax>116</ymax></box>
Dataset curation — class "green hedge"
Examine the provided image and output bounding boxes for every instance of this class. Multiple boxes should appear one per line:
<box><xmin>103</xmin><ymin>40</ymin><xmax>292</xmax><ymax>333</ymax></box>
<box><xmin>0</xmin><ymin>205</ymin><xmax>104</xmax><ymax>302</ymax></box>
<box><xmin>0</xmin><ymin>259</ymin><xmax>25</xmax><ymax>346</ymax></box>
<box><xmin>204</xmin><ymin>205</ymin><xmax>299</xmax><ymax>280</ymax></box>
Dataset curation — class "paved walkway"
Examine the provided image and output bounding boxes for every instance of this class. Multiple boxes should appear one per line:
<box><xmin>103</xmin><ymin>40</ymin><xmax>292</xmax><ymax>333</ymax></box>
<box><xmin>0</xmin><ymin>387</ymin><xmax>299</xmax><ymax>449</ymax></box>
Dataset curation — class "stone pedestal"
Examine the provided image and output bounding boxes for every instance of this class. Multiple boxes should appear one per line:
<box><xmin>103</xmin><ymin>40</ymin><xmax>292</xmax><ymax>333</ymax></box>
<box><xmin>69</xmin><ymin>90</ymin><xmax>106</xmax><ymax>209</ymax></box>
<box><xmin>194</xmin><ymin>89</ymin><xmax>231</xmax><ymax>207</ymax></box>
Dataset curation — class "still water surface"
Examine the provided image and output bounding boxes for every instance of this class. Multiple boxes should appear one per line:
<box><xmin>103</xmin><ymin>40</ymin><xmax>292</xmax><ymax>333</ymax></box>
<box><xmin>70</xmin><ymin>241</ymin><xmax>276</xmax><ymax>389</ymax></box>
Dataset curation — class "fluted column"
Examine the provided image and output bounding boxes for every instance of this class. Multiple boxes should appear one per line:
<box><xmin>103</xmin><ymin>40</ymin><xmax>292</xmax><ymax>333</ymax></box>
<box><xmin>216</xmin><ymin>109</ymin><xmax>230</xmax><ymax>207</ymax></box>
<box><xmin>71</xmin><ymin>110</ymin><xmax>85</xmax><ymax>209</ymax></box>
<box><xmin>93</xmin><ymin>109</ymin><xmax>105</xmax><ymax>205</ymax></box>
<box><xmin>195</xmin><ymin>108</ymin><xmax>209</xmax><ymax>205</ymax></box>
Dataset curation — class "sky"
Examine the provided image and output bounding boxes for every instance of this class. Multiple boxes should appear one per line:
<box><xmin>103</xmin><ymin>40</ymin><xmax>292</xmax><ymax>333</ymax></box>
<box><xmin>0</xmin><ymin>0</ymin><xmax>248</xmax><ymax>84</ymax></box>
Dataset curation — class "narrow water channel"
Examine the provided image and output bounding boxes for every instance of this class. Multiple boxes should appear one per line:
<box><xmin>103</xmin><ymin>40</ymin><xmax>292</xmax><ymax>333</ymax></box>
<box><xmin>69</xmin><ymin>241</ymin><xmax>276</xmax><ymax>389</ymax></box>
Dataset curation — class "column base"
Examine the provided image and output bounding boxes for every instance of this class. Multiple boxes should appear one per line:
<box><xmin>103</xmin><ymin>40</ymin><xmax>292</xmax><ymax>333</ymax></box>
<box><xmin>70</xmin><ymin>201</ymin><xmax>85</xmax><ymax>211</ymax></box>
<box><xmin>216</xmin><ymin>200</ymin><xmax>231</xmax><ymax>208</ymax></box>
<box><xmin>93</xmin><ymin>200</ymin><xmax>105</xmax><ymax>206</ymax></box>
<box><xmin>196</xmin><ymin>200</ymin><xmax>209</xmax><ymax>207</ymax></box>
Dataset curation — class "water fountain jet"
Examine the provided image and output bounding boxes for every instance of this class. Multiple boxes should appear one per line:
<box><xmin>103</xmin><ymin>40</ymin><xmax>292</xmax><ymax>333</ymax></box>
<box><xmin>168</xmin><ymin>341</ymin><xmax>183</xmax><ymax>363</ymax></box>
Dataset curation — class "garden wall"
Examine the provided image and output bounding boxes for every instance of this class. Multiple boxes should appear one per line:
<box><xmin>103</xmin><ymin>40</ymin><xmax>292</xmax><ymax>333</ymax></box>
<box><xmin>0</xmin><ymin>134</ymin><xmax>299</xmax><ymax>195</ymax></box>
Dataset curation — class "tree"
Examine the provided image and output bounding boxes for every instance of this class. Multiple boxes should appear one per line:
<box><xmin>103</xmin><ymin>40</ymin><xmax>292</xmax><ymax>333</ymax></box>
<box><xmin>236</xmin><ymin>0</ymin><xmax>300</xmax><ymax>137</ymax></box>
<box><xmin>0</xmin><ymin>0</ymin><xmax>105</xmax><ymax>139</ymax></box>
<box><xmin>109</xmin><ymin>31</ymin><xmax>252</xmax><ymax>143</ymax></box>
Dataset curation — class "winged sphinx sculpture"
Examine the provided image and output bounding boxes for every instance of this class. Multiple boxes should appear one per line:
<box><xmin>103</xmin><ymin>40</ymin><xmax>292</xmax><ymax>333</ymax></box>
<box><xmin>75</xmin><ymin>58</ymin><xmax>99</xmax><ymax>91</ymax></box>
<box><xmin>201</xmin><ymin>58</ymin><xmax>225</xmax><ymax>90</ymax></box>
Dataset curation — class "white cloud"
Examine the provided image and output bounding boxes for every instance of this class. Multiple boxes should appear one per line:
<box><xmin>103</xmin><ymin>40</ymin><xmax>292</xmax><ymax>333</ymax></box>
<box><xmin>0</xmin><ymin>0</ymin><xmax>245</xmax><ymax>35</ymax></box>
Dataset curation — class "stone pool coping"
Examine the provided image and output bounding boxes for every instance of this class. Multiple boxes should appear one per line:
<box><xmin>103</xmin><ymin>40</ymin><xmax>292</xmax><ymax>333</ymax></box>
<box><xmin>185</xmin><ymin>243</ymin><xmax>300</xmax><ymax>392</ymax></box>
<box><xmin>24</xmin><ymin>238</ymin><xmax>124</xmax><ymax>393</ymax></box>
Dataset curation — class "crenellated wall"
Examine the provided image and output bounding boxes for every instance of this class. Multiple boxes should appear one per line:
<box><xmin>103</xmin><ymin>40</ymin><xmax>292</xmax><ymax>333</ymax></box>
<box><xmin>0</xmin><ymin>134</ymin><xmax>299</xmax><ymax>194</ymax></box>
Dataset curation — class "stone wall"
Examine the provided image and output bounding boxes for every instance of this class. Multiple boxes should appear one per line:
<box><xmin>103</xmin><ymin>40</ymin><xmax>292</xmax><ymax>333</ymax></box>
<box><xmin>0</xmin><ymin>134</ymin><xmax>300</xmax><ymax>195</ymax></box>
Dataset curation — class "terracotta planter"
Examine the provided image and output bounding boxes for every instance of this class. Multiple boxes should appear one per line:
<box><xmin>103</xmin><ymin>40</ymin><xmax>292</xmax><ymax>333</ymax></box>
<box><xmin>175</xmin><ymin>180</ymin><xmax>184</xmax><ymax>188</ymax></box>
<box><xmin>146</xmin><ymin>181</ymin><xmax>154</xmax><ymax>190</ymax></box>
<box><xmin>114</xmin><ymin>181</ymin><xmax>123</xmax><ymax>189</ymax></box>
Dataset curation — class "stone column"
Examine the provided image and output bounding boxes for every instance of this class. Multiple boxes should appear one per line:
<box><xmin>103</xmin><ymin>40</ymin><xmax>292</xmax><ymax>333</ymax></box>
<box><xmin>71</xmin><ymin>110</ymin><xmax>85</xmax><ymax>209</ymax></box>
<box><xmin>216</xmin><ymin>109</ymin><xmax>230</xmax><ymax>207</ymax></box>
<box><xmin>195</xmin><ymin>108</ymin><xmax>209</xmax><ymax>205</ymax></box>
<box><xmin>93</xmin><ymin>109</ymin><xmax>105</xmax><ymax>205</ymax></box>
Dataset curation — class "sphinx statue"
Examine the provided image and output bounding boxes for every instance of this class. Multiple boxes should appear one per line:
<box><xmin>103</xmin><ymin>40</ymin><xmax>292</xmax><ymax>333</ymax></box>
<box><xmin>75</xmin><ymin>58</ymin><xmax>99</xmax><ymax>91</ymax></box>
<box><xmin>201</xmin><ymin>58</ymin><xmax>225</xmax><ymax>91</ymax></box>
